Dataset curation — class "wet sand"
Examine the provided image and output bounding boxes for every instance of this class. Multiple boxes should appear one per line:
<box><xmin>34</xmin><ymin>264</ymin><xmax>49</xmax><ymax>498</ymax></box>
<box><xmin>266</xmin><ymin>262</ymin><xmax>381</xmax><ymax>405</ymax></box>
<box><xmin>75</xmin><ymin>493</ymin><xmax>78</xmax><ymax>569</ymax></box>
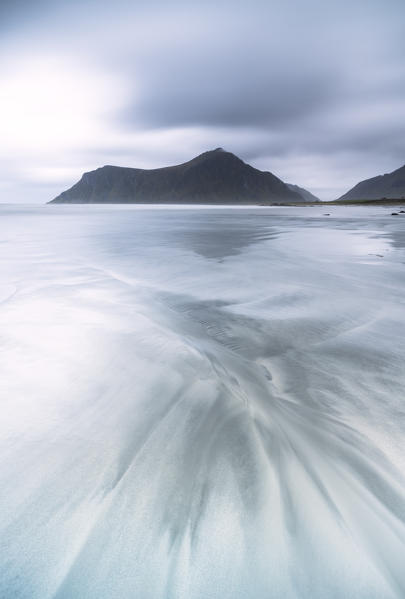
<box><xmin>0</xmin><ymin>204</ymin><xmax>404</xmax><ymax>598</ymax></box>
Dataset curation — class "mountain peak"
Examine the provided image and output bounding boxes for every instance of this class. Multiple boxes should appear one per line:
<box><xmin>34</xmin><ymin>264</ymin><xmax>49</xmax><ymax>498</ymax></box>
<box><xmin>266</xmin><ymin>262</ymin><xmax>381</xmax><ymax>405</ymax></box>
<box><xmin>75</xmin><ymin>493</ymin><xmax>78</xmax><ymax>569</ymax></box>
<box><xmin>193</xmin><ymin>147</ymin><xmax>232</xmax><ymax>160</ymax></box>
<box><xmin>338</xmin><ymin>162</ymin><xmax>405</xmax><ymax>201</ymax></box>
<box><xmin>49</xmin><ymin>150</ymin><xmax>311</xmax><ymax>204</ymax></box>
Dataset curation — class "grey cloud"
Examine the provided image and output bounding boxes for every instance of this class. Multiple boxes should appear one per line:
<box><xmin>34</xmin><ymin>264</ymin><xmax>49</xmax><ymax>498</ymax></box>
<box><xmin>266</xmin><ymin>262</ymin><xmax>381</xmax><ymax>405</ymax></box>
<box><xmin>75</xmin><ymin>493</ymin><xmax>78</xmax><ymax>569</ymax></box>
<box><xmin>125</xmin><ymin>54</ymin><xmax>338</xmax><ymax>130</ymax></box>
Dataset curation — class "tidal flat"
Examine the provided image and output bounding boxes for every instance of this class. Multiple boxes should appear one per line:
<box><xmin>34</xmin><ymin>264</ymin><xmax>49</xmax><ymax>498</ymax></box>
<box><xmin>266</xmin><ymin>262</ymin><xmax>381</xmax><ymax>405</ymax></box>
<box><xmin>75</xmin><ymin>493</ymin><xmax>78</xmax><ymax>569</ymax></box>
<box><xmin>0</xmin><ymin>204</ymin><xmax>405</xmax><ymax>598</ymax></box>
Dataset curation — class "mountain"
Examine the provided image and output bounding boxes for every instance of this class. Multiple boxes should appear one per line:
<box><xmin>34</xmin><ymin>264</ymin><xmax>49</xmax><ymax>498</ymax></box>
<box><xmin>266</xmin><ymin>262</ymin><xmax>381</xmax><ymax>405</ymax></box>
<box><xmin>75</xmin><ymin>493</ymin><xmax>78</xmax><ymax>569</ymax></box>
<box><xmin>49</xmin><ymin>148</ymin><xmax>309</xmax><ymax>204</ymax></box>
<box><xmin>287</xmin><ymin>183</ymin><xmax>320</xmax><ymax>202</ymax></box>
<box><xmin>338</xmin><ymin>164</ymin><xmax>405</xmax><ymax>201</ymax></box>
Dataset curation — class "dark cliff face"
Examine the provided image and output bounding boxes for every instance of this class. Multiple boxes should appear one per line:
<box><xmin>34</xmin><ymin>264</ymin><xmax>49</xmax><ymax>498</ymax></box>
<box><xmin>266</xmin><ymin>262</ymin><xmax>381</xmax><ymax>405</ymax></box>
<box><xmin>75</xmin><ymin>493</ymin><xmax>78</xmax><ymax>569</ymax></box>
<box><xmin>49</xmin><ymin>148</ymin><xmax>305</xmax><ymax>204</ymax></box>
<box><xmin>338</xmin><ymin>164</ymin><xmax>405</xmax><ymax>201</ymax></box>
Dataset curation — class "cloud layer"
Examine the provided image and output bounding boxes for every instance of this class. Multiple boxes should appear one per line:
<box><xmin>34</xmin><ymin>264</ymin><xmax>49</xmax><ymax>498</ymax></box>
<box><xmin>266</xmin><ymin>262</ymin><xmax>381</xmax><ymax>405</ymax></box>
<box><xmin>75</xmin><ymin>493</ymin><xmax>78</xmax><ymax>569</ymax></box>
<box><xmin>1</xmin><ymin>0</ymin><xmax>404</xmax><ymax>201</ymax></box>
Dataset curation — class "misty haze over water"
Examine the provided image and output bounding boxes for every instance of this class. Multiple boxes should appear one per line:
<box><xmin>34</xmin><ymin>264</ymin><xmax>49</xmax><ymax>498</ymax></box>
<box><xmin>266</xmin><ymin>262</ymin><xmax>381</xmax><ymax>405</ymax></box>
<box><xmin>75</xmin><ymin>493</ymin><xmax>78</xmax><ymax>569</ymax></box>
<box><xmin>1</xmin><ymin>204</ymin><xmax>405</xmax><ymax>598</ymax></box>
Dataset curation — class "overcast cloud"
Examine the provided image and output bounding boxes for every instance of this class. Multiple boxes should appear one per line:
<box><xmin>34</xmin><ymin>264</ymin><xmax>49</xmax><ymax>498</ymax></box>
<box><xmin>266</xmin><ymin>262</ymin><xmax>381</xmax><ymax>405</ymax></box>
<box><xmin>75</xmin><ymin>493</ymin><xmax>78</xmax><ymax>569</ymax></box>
<box><xmin>0</xmin><ymin>0</ymin><xmax>404</xmax><ymax>202</ymax></box>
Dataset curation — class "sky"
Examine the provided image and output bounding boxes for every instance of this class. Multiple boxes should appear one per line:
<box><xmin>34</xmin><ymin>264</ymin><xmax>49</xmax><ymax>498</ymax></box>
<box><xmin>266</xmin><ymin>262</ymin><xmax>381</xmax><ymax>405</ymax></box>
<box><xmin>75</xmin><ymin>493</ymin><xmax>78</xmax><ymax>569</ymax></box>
<box><xmin>0</xmin><ymin>0</ymin><xmax>404</xmax><ymax>202</ymax></box>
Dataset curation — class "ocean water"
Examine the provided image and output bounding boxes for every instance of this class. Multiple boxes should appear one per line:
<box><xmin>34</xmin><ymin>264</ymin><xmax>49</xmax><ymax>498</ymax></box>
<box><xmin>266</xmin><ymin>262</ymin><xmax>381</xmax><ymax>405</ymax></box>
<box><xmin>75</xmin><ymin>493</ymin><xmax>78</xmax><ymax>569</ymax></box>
<box><xmin>0</xmin><ymin>204</ymin><xmax>405</xmax><ymax>598</ymax></box>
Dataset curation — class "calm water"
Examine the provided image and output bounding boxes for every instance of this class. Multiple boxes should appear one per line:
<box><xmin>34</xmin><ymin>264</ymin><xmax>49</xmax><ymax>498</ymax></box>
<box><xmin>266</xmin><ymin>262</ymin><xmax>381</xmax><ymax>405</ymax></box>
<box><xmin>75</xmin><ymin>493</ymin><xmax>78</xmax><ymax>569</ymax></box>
<box><xmin>1</xmin><ymin>204</ymin><xmax>405</xmax><ymax>598</ymax></box>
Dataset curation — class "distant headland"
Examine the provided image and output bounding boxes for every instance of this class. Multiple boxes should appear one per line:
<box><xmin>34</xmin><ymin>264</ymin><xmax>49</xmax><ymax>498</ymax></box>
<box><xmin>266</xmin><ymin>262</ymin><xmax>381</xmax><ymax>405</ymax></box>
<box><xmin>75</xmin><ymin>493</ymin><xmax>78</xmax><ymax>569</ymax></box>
<box><xmin>48</xmin><ymin>148</ymin><xmax>318</xmax><ymax>205</ymax></box>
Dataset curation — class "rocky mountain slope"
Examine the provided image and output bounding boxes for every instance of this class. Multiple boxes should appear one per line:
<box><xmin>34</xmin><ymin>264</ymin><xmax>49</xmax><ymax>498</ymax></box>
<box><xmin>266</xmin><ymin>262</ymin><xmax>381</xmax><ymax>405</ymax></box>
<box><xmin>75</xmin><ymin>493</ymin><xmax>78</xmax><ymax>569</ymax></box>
<box><xmin>49</xmin><ymin>148</ymin><xmax>311</xmax><ymax>204</ymax></box>
<box><xmin>338</xmin><ymin>164</ymin><xmax>405</xmax><ymax>201</ymax></box>
<box><xmin>287</xmin><ymin>183</ymin><xmax>319</xmax><ymax>202</ymax></box>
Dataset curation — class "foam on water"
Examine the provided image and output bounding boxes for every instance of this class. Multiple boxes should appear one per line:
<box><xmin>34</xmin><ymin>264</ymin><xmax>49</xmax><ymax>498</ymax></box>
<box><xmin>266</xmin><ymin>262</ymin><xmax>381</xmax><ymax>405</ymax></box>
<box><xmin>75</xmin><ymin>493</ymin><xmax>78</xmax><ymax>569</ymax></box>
<box><xmin>0</xmin><ymin>204</ymin><xmax>404</xmax><ymax>598</ymax></box>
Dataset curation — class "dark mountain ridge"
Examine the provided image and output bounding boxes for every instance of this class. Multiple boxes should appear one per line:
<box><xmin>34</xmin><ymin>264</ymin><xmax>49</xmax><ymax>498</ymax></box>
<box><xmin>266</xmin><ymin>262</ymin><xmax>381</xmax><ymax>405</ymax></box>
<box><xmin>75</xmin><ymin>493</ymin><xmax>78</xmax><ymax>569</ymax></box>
<box><xmin>338</xmin><ymin>163</ymin><xmax>405</xmax><ymax>201</ymax></box>
<box><xmin>49</xmin><ymin>148</ymin><xmax>311</xmax><ymax>204</ymax></box>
